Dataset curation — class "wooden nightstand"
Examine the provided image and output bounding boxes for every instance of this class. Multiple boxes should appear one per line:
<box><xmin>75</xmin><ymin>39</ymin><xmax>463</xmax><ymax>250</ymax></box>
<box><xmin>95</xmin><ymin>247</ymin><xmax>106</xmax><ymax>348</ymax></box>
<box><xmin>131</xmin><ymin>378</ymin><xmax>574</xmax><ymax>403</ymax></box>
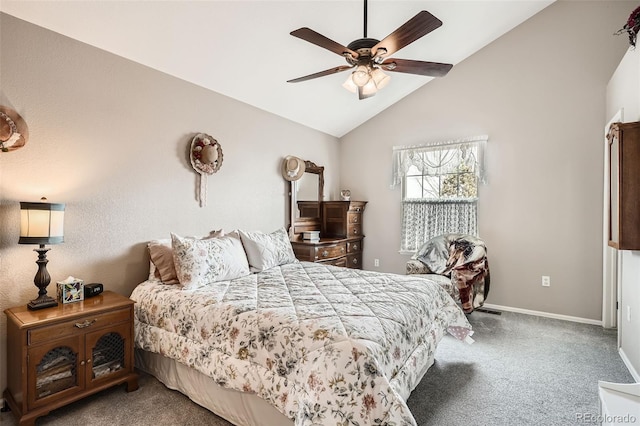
<box><xmin>3</xmin><ymin>291</ymin><xmax>139</xmax><ymax>426</ymax></box>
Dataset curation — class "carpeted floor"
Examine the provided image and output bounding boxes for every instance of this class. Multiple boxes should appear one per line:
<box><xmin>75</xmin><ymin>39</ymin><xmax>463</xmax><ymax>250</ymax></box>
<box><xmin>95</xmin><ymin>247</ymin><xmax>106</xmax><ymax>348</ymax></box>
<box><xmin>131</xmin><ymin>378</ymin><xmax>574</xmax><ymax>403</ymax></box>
<box><xmin>1</xmin><ymin>310</ymin><xmax>634</xmax><ymax>426</ymax></box>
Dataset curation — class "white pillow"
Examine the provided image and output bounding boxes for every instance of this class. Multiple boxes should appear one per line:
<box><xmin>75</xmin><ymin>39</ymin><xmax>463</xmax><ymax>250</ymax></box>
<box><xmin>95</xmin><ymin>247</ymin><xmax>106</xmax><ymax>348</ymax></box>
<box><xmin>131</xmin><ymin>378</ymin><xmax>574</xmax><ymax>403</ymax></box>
<box><xmin>171</xmin><ymin>233</ymin><xmax>250</xmax><ymax>290</ymax></box>
<box><xmin>239</xmin><ymin>228</ymin><xmax>297</xmax><ymax>272</ymax></box>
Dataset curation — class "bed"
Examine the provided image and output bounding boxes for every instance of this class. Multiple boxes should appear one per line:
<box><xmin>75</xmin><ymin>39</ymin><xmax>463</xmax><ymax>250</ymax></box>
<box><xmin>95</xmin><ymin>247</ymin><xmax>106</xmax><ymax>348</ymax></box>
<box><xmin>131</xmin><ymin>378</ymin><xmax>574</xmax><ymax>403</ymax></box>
<box><xmin>131</xmin><ymin>229</ymin><xmax>473</xmax><ymax>426</ymax></box>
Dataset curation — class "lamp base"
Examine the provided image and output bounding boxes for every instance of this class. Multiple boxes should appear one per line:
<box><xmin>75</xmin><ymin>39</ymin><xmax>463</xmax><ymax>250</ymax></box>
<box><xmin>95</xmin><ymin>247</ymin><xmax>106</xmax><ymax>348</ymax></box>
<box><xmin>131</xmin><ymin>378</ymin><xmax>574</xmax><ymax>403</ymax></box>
<box><xmin>27</xmin><ymin>294</ymin><xmax>58</xmax><ymax>310</ymax></box>
<box><xmin>27</xmin><ymin>245</ymin><xmax>59</xmax><ymax>310</ymax></box>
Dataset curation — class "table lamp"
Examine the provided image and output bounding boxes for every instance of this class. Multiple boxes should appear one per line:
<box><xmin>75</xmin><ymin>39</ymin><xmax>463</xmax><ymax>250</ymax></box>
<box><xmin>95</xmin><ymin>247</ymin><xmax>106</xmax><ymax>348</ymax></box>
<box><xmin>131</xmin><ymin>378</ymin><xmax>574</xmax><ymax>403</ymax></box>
<box><xmin>19</xmin><ymin>197</ymin><xmax>65</xmax><ymax>310</ymax></box>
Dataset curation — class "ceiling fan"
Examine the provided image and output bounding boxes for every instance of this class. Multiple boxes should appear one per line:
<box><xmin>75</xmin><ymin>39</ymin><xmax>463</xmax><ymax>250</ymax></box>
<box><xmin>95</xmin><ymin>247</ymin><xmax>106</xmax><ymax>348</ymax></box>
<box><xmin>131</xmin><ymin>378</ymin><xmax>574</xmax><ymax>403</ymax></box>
<box><xmin>287</xmin><ymin>0</ymin><xmax>453</xmax><ymax>100</ymax></box>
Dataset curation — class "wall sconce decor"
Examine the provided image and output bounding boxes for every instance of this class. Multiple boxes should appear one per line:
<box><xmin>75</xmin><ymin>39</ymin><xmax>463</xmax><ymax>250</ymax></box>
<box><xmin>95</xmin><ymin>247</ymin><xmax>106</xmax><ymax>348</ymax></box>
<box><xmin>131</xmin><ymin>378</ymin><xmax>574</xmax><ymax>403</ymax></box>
<box><xmin>190</xmin><ymin>133</ymin><xmax>223</xmax><ymax>207</ymax></box>
<box><xmin>19</xmin><ymin>198</ymin><xmax>65</xmax><ymax>310</ymax></box>
<box><xmin>0</xmin><ymin>105</ymin><xmax>29</xmax><ymax>152</ymax></box>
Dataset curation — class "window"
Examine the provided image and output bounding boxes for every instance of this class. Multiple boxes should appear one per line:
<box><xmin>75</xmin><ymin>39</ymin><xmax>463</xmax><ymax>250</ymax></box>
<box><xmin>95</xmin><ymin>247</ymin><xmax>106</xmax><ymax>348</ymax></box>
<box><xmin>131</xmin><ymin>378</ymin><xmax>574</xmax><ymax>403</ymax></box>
<box><xmin>391</xmin><ymin>136</ymin><xmax>487</xmax><ymax>253</ymax></box>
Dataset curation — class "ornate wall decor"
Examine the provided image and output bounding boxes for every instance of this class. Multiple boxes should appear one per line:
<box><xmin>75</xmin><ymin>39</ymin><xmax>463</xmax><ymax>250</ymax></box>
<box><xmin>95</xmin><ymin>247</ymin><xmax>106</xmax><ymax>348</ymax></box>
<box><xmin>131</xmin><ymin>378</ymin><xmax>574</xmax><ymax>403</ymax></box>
<box><xmin>0</xmin><ymin>106</ymin><xmax>29</xmax><ymax>152</ymax></box>
<box><xmin>616</xmin><ymin>5</ymin><xmax>640</xmax><ymax>47</ymax></box>
<box><xmin>190</xmin><ymin>133</ymin><xmax>223</xmax><ymax>207</ymax></box>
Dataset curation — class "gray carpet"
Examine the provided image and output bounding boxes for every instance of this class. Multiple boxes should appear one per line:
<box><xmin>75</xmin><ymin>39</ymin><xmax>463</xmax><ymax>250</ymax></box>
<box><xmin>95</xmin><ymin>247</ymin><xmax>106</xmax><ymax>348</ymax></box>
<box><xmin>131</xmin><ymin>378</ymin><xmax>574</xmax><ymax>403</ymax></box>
<box><xmin>1</xmin><ymin>310</ymin><xmax>634</xmax><ymax>426</ymax></box>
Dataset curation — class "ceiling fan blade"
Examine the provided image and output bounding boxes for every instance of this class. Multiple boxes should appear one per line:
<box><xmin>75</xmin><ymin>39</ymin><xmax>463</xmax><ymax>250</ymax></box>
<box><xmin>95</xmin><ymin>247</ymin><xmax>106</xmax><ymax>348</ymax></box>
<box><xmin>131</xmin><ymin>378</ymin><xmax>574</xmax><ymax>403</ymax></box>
<box><xmin>381</xmin><ymin>58</ymin><xmax>452</xmax><ymax>77</ymax></box>
<box><xmin>372</xmin><ymin>11</ymin><xmax>442</xmax><ymax>59</ymax></box>
<box><xmin>290</xmin><ymin>27</ymin><xmax>359</xmax><ymax>58</ymax></box>
<box><xmin>287</xmin><ymin>65</ymin><xmax>354</xmax><ymax>83</ymax></box>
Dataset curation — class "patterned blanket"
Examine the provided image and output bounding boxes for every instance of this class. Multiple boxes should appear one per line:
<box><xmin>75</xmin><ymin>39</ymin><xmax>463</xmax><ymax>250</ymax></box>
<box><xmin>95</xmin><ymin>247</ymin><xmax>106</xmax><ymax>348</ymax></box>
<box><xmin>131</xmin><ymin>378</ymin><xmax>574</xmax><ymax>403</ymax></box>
<box><xmin>414</xmin><ymin>234</ymin><xmax>490</xmax><ymax>313</ymax></box>
<box><xmin>131</xmin><ymin>261</ymin><xmax>472</xmax><ymax>425</ymax></box>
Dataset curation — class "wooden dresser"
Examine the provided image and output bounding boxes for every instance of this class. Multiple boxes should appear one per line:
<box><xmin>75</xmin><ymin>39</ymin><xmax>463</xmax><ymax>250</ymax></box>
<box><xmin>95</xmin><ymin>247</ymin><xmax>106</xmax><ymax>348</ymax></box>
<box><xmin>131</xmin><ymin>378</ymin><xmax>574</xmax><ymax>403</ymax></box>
<box><xmin>3</xmin><ymin>291</ymin><xmax>138</xmax><ymax>426</ymax></box>
<box><xmin>291</xmin><ymin>201</ymin><xmax>366</xmax><ymax>269</ymax></box>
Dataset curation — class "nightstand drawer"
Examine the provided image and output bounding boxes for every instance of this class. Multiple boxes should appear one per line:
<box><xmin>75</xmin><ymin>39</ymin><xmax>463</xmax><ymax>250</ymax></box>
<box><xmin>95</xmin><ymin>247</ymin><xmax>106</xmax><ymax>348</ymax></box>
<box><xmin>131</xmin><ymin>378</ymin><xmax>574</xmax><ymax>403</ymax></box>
<box><xmin>315</xmin><ymin>243</ymin><xmax>347</xmax><ymax>260</ymax></box>
<box><xmin>28</xmin><ymin>308</ymin><xmax>131</xmax><ymax>346</ymax></box>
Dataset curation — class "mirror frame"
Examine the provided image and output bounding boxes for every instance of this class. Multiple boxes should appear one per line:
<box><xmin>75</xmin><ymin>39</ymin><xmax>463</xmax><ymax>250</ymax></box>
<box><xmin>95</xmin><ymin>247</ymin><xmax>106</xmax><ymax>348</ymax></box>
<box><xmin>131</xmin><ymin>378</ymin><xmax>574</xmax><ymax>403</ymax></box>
<box><xmin>289</xmin><ymin>160</ymin><xmax>324</xmax><ymax>240</ymax></box>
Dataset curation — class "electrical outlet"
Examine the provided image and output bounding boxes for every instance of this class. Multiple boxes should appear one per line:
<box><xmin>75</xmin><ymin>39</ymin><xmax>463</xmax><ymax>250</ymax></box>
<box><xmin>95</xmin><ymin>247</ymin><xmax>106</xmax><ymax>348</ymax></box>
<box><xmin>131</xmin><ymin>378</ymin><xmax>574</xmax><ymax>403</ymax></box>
<box><xmin>542</xmin><ymin>276</ymin><xmax>550</xmax><ymax>287</ymax></box>
<box><xmin>374</xmin><ymin>259</ymin><xmax>380</xmax><ymax>267</ymax></box>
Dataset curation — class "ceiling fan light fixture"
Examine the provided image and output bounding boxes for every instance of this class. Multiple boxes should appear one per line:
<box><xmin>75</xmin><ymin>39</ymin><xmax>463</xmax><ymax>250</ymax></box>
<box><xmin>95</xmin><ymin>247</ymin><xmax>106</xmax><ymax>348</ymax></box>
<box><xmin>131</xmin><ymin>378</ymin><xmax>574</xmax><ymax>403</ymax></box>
<box><xmin>357</xmin><ymin>79</ymin><xmax>377</xmax><ymax>100</ymax></box>
<box><xmin>361</xmin><ymin>78</ymin><xmax>378</xmax><ymax>97</ymax></box>
<box><xmin>342</xmin><ymin>75</ymin><xmax>358</xmax><ymax>93</ymax></box>
<box><xmin>352</xmin><ymin>65</ymin><xmax>371</xmax><ymax>87</ymax></box>
<box><xmin>371</xmin><ymin>67</ymin><xmax>390</xmax><ymax>89</ymax></box>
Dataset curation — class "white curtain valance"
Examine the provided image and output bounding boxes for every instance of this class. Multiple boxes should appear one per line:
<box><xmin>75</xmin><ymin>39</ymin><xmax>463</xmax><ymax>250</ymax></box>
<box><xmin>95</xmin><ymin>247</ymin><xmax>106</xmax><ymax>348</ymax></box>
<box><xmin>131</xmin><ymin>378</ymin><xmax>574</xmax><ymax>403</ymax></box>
<box><xmin>391</xmin><ymin>135</ymin><xmax>488</xmax><ymax>189</ymax></box>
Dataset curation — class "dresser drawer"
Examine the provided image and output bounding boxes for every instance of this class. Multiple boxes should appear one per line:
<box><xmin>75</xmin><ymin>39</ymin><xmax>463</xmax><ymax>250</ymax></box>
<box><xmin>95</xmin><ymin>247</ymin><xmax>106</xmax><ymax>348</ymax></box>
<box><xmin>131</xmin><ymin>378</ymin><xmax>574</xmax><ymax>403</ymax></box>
<box><xmin>346</xmin><ymin>253</ymin><xmax>363</xmax><ymax>269</ymax></box>
<box><xmin>28</xmin><ymin>308</ymin><xmax>131</xmax><ymax>346</ymax></box>
<box><xmin>347</xmin><ymin>224</ymin><xmax>362</xmax><ymax>237</ymax></box>
<box><xmin>315</xmin><ymin>243</ymin><xmax>347</xmax><ymax>261</ymax></box>
<box><xmin>322</xmin><ymin>257</ymin><xmax>348</xmax><ymax>267</ymax></box>
<box><xmin>348</xmin><ymin>203</ymin><xmax>366</xmax><ymax>213</ymax></box>
<box><xmin>348</xmin><ymin>212</ymin><xmax>362</xmax><ymax>224</ymax></box>
<box><xmin>347</xmin><ymin>239</ymin><xmax>363</xmax><ymax>253</ymax></box>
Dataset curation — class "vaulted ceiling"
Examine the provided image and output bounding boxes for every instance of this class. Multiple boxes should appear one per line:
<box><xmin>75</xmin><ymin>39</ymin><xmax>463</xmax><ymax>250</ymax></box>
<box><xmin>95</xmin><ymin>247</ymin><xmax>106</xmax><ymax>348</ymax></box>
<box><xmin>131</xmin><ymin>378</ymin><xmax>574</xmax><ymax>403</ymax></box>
<box><xmin>0</xmin><ymin>1</ymin><xmax>554</xmax><ymax>137</ymax></box>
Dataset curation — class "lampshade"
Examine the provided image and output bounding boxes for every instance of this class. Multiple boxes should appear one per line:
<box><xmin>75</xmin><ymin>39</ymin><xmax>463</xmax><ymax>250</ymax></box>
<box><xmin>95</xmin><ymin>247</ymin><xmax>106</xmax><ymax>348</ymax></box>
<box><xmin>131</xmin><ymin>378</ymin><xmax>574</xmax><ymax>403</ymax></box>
<box><xmin>351</xmin><ymin>65</ymin><xmax>371</xmax><ymax>87</ymax></box>
<box><xmin>342</xmin><ymin>75</ymin><xmax>358</xmax><ymax>93</ymax></box>
<box><xmin>19</xmin><ymin>200</ymin><xmax>65</xmax><ymax>245</ymax></box>
<box><xmin>371</xmin><ymin>68</ymin><xmax>390</xmax><ymax>90</ymax></box>
<box><xmin>360</xmin><ymin>79</ymin><xmax>378</xmax><ymax>99</ymax></box>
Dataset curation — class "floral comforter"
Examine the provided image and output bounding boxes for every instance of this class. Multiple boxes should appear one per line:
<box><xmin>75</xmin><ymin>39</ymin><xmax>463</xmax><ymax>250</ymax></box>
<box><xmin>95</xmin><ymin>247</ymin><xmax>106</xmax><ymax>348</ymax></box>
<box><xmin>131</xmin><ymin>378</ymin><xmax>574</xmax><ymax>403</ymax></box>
<box><xmin>131</xmin><ymin>261</ymin><xmax>472</xmax><ymax>426</ymax></box>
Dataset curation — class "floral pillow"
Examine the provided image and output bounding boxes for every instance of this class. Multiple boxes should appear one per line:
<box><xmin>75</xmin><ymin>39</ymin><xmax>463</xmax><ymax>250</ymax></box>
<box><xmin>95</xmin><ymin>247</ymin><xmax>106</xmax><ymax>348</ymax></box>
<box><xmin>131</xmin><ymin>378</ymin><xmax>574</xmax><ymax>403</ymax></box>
<box><xmin>171</xmin><ymin>232</ymin><xmax>250</xmax><ymax>290</ymax></box>
<box><xmin>239</xmin><ymin>228</ymin><xmax>297</xmax><ymax>272</ymax></box>
<box><xmin>148</xmin><ymin>229</ymin><xmax>224</xmax><ymax>284</ymax></box>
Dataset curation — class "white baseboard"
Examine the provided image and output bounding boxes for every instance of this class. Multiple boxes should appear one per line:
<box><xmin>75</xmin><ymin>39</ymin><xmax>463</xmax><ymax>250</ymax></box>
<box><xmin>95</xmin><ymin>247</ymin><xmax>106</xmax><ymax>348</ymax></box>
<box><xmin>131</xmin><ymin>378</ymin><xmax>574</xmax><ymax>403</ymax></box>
<box><xmin>481</xmin><ymin>303</ymin><xmax>603</xmax><ymax>326</ymax></box>
<box><xmin>619</xmin><ymin>347</ymin><xmax>640</xmax><ymax>382</ymax></box>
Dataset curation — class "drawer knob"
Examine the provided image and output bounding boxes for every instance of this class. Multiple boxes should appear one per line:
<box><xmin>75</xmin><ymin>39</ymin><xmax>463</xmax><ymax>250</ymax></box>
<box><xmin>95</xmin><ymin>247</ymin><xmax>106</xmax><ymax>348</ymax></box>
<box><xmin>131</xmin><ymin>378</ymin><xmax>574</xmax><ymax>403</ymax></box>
<box><xmin>352</xmin><ymin>244</ymin><xmax>358</xmax><ymax>250</ymax></box>
<box><xmin>352</xmin><ymin>258</ymin><xmax>358</xmax><ymax>264</ymax></box>
<box><xmin>352</xmin><ymin>217</ymin><xmax>358</xmax><ymax>223</ymax></box>
<box><xmin>352</xmin><ymin>229</ymin><xmax>358</xmax><ymax>235</ymax></box>
<box><xmin>322</xmin><ymin>250</ymin><xmax>329</xmax><ymax>257</ymax></box>
<box><xmin>80</xmin><ymin>360</ymin><xmax>85</xmax><ymax>366</ymax></box>
<box><xmin>75</xmin><ymin>319</ymin><xmax>97</xmax><ymax>329</ymax></box>
<box><xmin>341</xmin><ymin>247</ymin><xmax>345</xmax><ymax>253</ymax></box>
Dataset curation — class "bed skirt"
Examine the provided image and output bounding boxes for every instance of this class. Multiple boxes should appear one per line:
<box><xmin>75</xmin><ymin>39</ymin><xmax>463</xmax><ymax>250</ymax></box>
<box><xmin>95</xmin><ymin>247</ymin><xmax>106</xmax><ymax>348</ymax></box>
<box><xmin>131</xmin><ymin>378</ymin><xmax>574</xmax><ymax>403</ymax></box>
<box><xmin>135</xmin><ymin>349</ymin><xmax>292</xmax><ymax>426</ymax></box>
<box><xmin>135</xmin><ymin>347</ymin><xmax>437</xmax><ymax>426</ymax></box>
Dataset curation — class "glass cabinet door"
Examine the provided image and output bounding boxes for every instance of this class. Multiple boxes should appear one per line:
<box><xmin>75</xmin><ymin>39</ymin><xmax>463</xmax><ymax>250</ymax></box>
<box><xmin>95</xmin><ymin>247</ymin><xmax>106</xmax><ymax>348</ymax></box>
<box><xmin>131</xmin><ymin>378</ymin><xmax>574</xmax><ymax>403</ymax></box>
<box><xmin>86</xmin><ymin>322</ymin><xmax>131</xmax><ymax>387</ymax></box>
<box><xmin>27</xmin><ymin>337</ymin><xmax>84</xmax><ymax>410</ymax></box>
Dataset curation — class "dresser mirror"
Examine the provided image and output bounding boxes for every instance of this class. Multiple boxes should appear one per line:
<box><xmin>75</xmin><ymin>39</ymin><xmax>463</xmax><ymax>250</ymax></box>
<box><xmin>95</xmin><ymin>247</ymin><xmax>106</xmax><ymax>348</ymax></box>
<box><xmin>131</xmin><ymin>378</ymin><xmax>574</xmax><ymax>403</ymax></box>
<box><xmin>288</xmin><ymin>160</ymin><xmax>324</xmax><ymax>239</ymax></box>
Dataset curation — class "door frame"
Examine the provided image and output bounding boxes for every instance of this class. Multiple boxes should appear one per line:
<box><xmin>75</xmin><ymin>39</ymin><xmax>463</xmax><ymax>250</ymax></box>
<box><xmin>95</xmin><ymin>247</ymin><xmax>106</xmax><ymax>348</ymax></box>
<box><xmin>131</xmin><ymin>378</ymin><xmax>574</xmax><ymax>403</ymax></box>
<box><xmin>602</xmin><ymin>109</ymin><xmax>623</xmax><ymax>331</ymax></box>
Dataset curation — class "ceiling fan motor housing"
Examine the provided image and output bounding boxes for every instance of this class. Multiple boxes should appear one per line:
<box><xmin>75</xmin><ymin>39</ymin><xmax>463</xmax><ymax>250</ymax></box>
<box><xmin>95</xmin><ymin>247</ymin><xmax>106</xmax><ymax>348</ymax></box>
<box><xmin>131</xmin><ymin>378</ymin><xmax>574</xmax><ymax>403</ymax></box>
<box><xmin>345</xmin><ymin>38</ymin><xmax>383</xmax><ymax>65</ymax></box>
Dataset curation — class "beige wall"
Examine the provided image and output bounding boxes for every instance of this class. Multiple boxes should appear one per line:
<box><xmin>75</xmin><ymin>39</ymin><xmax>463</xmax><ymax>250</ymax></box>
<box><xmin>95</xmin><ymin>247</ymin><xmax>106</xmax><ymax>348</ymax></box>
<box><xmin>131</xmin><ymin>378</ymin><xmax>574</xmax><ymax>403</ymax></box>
<box><xmin>339</xmin><ymin>1</ymin><xmax>634</xmax><ymax>321</ymax></box>
<box><xmin>606</xmin><ymin>47</ymin><xmax>640</xmax><ymax>380</ymax></box>
<box><xmin>0</xmin><ymin>13</ymin><xmax>339</xmax><ymax>394</ymax></box>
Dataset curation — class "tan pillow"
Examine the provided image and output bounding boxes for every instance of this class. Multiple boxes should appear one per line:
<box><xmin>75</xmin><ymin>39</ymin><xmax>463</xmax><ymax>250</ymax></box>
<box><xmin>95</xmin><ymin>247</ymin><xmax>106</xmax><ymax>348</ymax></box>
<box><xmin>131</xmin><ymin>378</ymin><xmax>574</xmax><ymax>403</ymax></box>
<box><xmin>148</xmin><ymin>229</ymin><xmax>224</xmax><ymax>284</ymax></box>
<box><xmin>148</xmin><ymin>240</ymin><xmax>179</xmax><ymax>284</ymax></box>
